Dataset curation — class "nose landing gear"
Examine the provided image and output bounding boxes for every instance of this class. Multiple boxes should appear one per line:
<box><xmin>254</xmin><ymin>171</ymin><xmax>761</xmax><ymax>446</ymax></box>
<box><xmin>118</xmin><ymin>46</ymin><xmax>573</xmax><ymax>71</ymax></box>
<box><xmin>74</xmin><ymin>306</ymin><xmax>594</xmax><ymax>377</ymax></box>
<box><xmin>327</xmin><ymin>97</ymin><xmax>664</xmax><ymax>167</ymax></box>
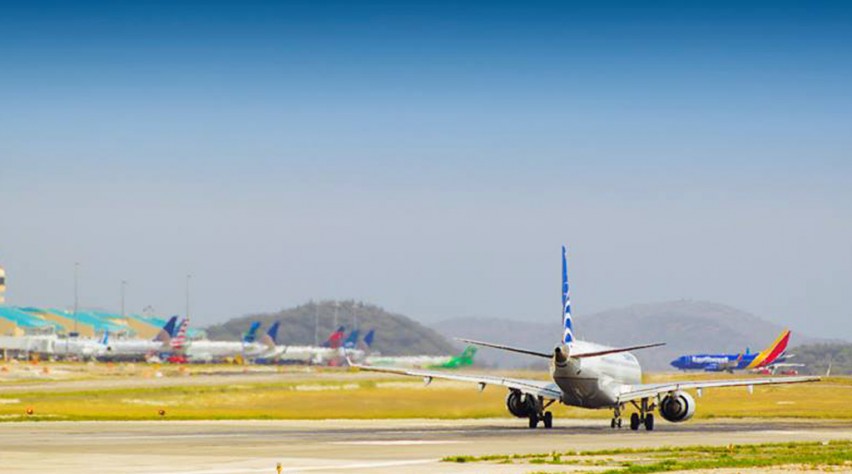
<box><xmin>610</xmin><ymin>404</ymin><xmax>624</xmax><ymax>429</ymax></box>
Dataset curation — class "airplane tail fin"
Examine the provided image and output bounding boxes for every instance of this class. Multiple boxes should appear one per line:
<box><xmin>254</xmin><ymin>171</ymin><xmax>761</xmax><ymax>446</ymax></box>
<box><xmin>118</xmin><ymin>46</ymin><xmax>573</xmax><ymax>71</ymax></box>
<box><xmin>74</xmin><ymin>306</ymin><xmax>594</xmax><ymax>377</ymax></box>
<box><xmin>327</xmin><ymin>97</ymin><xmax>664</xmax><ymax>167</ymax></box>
<box><xmin>154</xmin><ymin>316</ymin><xmax>178</xmax><ymax>343</ymax></box>
<box><xmin>243</xmin><ymin>321</ymin><xmax>262</xmax><ymax>343</ymax></box>
<box><xmin>101</xmin><ymin>330</ymin><xmax>109</xmax><ymax>346</ymax></box>
<box><xmin>170</xmin><ymin>319</ymin><xmax>189</xmax><ymax>350</ymax></box>
<box><xmin>459</xmin><ymin>345</ymin><xmax>477</xmax><ymax>361</ymax></box>
<box><xmin>257</xmin><ymin>321</ymin><xmax>280</xmax><ymax>349</ymax></box>
<box><xmin>562</xmin><ymin>245</ymin><xmax>574</xmax><ymax>344</ymax></box>
<box><xmin>360</xmin><ymin>329</ymin><xmax>375</xmax><ymax>351</ymax></box>
<box><xmin>747</xmin><ymin>329</ymin><xmax>791</xmax><ymax>369</ymax></box>
<box><xmin>322</xmin><ymin>326</ymin><xmax>346</xmax><ymax>348</ymax></box>
<box><xmin>343</xmin><ymin>329</ymin><xmax>360</xmax><ymax>349</ymax></box>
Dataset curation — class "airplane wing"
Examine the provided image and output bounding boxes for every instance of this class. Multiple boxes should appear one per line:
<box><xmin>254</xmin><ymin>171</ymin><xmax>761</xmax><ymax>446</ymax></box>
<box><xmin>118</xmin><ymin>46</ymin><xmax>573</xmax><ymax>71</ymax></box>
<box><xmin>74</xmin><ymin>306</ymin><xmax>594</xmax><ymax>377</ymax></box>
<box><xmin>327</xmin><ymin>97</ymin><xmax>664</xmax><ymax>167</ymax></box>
<box><xmin>349</xmin><ymin>360</ymin><xmax>563</xmax><ymax>401</ymax></box>
<box><xmin>455</xmin><ymin>338</ymin><xmax>665</xmax><ymax>360</ymax></box>
<box><xmin>617</xmin><ymin>375</ymin><xmax>819</xmax><ymax>402</ymax></box>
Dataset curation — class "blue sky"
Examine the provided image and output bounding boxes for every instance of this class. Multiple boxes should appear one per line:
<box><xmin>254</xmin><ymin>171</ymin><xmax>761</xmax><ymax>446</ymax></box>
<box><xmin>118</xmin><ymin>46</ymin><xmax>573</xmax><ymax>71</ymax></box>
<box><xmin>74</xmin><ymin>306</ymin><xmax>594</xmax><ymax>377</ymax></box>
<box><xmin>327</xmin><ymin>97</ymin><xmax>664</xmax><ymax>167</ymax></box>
<box><xmin>1</xmin><ymin>1</ymin><xmax>850</xmax><ymax>339</ymax></box>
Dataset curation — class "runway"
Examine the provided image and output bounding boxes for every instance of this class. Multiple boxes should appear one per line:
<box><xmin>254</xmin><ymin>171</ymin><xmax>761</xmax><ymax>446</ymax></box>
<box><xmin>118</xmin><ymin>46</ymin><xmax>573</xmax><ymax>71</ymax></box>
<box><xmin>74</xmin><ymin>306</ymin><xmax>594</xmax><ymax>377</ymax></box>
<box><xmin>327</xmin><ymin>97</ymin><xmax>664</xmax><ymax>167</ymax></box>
<box><xmin>1</xmin><ymin>418</ymin><xmax>850</xmax><ymax>473</ymax></box>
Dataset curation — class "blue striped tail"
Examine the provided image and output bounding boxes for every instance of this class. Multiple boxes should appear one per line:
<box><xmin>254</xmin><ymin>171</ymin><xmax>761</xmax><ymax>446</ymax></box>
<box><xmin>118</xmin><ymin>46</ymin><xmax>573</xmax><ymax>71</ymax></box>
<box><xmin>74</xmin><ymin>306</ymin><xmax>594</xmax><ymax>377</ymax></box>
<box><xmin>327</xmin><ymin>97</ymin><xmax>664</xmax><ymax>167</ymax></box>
<box><xmin>562</xmin><ymin>245</ymin><xmax>574</xmax><ymax>343</ymax></box>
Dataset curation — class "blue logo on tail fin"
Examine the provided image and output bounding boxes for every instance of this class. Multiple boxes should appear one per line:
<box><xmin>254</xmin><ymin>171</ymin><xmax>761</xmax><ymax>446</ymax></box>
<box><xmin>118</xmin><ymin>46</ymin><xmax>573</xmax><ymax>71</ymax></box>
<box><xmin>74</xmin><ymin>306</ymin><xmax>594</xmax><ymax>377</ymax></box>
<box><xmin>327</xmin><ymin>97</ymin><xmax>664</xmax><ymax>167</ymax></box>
<box><xmin>171</xmin><ymin>318</ymin><xmax>184</xmax><ymax>338</ymax></box>
<box><xmin>363</xmin><ymin>329</ymin><xmax>375</xmax><ymax>348</ymax></box>
<box><xmin>160</xmin><ymin>316</ymin><xmax>178</xmax><ymax>341</ymax></box>
<box><xmin>266</xmin><ymin>322</ymin><xmax>280</xmax><ymax>345</ymax></box>
<box><xmin>101</xmin><ymin>330</ymin><xmax>109</xmax><ymax>345</ymax></box>
<box><xmin>562</xmin><ymin>245</ymin><xmax>574</xmax><ymax>344</ymax></box>
<box><xmin>343</xmin><ymin>330</ymin><xmax>360</xmax><ymax>349</ymax></box>
<box><xmin>243</xmin><ymin>321</ymin><xmax>262</xmax><ymax>343</ymax></box>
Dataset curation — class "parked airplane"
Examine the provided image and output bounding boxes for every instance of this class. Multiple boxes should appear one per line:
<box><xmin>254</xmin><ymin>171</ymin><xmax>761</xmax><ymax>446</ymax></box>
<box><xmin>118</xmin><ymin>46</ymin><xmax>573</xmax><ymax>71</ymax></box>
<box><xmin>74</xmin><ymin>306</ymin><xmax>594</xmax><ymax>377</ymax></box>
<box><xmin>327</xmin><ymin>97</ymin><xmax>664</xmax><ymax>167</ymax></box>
<box><xmin>100</xmin><ymin>316</ymin><xmax>178</xmax><ymax>361</ymax></box>
<box><xmin>670</xmin><ymin>329</ymin><xmax>792</xmax><ymax>373</ymax></box>
<box><xmin>56</xmin><ymin>331</ymin><xmax>109</xmax><ymax>359</ymax></box>
<box><xmin>322</xmin><ymin>326</ymin><xmax>346</xmax><ymax>349</ymax></box>
<box><xmin>365</xmin><ymin>345</ymin><xmax>477</xmax><ymax>369</ymax></box>
<box><xmin>351</xmin><ymin>246</ymin><xmax>819</xmax><ymax>431</ymax></box>
<box><xmin>167</xmin><ymin>319</ymin><xmax>269</xmax><ymax>363</ymax></box>
<box><xmin>342</xmin><ymin>329</ymin><xmax>360</xmax><ymax>349</ymax></box>
<box><xmin>754</xmin><ymin>352</ymin><xmax>806</xmax><ymax>375</ymax></box>
<box><xmin>258</xmin><ymin>325</ymin><xmax>363</xmax><ymax>365</ymax></box>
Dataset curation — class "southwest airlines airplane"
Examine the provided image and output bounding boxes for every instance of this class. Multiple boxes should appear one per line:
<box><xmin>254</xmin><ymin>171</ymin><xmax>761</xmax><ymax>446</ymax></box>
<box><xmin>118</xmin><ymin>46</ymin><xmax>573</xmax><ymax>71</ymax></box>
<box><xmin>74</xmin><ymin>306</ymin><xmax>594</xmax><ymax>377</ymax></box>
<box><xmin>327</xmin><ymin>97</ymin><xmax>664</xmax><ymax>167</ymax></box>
<box><xmin>670</xmin><ymin>329</ymin><xmax>792</xmax><ymax>373</ymax></box>
<box><xmin>352</xmin><ymin>246</ymin><xmax>819</xmax><ymax>431</ymax></box>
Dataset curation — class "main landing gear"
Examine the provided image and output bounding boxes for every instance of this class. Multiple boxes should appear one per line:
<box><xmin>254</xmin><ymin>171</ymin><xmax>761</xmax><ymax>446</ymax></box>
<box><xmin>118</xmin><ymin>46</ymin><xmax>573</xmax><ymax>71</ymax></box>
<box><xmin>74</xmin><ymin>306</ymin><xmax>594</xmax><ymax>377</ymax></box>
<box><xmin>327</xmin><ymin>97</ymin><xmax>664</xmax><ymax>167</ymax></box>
<box><xmin>528</xmin><ymin>397</ymin><xmax>555</xmax><ymax>429</ymax></box>
<box><xmin>611</xmin><ymin>398</ymin><xmax>655</xmax><ymax>431</ymax></box>
<box><xmin>629</xmin><ymin>398</ymin><xmax>655</xmax><ymax>431</ymax></box>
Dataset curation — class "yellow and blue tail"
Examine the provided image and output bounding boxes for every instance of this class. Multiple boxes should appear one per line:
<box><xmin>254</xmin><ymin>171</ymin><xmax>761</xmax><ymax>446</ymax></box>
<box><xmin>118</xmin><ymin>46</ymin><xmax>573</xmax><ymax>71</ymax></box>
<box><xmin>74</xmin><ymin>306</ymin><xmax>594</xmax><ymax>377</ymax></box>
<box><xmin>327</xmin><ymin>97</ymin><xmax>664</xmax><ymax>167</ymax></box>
<box><xmin>746</xmin><ymin>329</ymin><xmax>791</xmax><ymax>369</ymax></box>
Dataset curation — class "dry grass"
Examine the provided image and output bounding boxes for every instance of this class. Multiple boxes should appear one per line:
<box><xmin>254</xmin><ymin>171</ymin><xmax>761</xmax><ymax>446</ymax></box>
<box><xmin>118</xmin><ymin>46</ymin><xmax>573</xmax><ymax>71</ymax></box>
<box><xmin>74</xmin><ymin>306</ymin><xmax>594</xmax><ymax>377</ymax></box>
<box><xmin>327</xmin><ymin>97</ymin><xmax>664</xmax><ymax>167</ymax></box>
<box><xmin>0</xmin><ymin>364</ymin><xmax>849</xmax><ymax>421</ymax></box>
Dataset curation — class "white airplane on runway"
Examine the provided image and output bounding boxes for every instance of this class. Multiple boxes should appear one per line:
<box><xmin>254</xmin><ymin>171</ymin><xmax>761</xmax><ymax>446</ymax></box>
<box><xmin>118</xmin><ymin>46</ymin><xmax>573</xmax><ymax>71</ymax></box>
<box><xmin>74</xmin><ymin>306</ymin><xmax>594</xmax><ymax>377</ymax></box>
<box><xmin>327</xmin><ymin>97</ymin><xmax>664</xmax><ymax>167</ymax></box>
<box><xmin>352</xmin><ymin>246</ymin><xmax>820</xmax><ymax>431</ymax></box>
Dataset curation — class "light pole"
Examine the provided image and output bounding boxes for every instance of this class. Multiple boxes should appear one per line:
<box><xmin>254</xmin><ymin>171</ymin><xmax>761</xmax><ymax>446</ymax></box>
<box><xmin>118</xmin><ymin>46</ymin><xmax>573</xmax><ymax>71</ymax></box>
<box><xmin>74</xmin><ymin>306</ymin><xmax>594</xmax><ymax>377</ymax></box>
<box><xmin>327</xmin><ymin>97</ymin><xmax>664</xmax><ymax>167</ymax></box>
<box><xmin>333</xmin><ymin>301</ymin><xmax>339</xmax><ymax>330</ymax></box>
<box><xmin>314</xmin><ymin>302</ymin><xmax>319</xmax><ymax>347</ymax></box>
<box><xmin>120</xmin><ymin>280</ymin><xmax>128</xmax><ymax>318</ymax></box>
<box><xmin>73</xmin><ymin>262</ymin><xmax>80</xmax><ymax>336</ymax></box>
<box><xmin>185</xmin><ymin>274</ymin><xmax>191</xmax><ymax>321</ymax></box>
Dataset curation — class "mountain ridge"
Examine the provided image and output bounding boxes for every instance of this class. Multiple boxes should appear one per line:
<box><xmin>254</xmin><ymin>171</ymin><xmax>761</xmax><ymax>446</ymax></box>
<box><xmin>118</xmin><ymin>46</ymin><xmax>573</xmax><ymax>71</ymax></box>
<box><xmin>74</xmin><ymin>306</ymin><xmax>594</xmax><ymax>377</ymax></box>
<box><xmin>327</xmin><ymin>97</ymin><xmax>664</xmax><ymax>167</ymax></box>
<box><xmin>431</xmin><ymin>300</ymin><xmax>839</xmax><ymax>371</ymax></box>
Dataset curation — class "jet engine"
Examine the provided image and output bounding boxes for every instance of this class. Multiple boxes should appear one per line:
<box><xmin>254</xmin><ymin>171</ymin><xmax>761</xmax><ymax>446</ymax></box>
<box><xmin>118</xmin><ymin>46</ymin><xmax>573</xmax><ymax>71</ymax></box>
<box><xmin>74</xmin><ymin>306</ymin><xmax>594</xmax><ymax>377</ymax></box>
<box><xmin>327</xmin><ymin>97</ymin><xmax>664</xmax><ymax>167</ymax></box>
<box><xmin>659</xmin><ymin>391</ymin><xmax>696</xmax><ymax>423</ymax></box>
<box><xmin>506</xmin><ymin>390</ymin><xmax>536</xmax><ymax>418</ymax></box>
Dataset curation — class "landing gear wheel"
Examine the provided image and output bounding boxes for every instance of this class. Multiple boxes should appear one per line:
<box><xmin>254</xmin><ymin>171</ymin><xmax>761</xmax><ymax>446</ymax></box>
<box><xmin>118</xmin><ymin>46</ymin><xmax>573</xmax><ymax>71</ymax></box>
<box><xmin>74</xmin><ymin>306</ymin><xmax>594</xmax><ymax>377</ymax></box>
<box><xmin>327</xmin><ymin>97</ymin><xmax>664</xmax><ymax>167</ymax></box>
<box><xmin>617</xmin><ymin>418</ymin><xmax>622</xmax><ymax>428</ymax></box>
<box><xmin>644</xmin><ymin>413</ymin><xmax>654</xmax><ymax>431</ymax></box>
<box><xmin>543</xmin><ymin>411</ymin><xmax>553</xmax><ymax>429</ymax></box>
<box><xmin>528</xmin><ymin>413</ymin><xmax>539</xmax><ymax>429</ymax></box>
<box><xmin>630</xmin><ymin>413</ymin><xmax>640</xmax><ymax>431</ymax></box>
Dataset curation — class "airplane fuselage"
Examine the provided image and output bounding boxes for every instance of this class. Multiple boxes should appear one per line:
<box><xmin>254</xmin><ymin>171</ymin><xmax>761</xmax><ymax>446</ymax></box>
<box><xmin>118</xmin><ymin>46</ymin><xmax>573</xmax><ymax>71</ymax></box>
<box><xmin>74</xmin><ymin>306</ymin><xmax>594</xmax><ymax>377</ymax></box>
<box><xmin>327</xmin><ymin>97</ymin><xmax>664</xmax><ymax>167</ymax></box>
<box><xmin>670</xmin><ymin>353</ymin><xmax>758</xmax><ymax>372</ymax></box>
<box><xmin>551</xmin><ymin>340</ymin><xmax>642</xmax><ymax>409</ymax></box>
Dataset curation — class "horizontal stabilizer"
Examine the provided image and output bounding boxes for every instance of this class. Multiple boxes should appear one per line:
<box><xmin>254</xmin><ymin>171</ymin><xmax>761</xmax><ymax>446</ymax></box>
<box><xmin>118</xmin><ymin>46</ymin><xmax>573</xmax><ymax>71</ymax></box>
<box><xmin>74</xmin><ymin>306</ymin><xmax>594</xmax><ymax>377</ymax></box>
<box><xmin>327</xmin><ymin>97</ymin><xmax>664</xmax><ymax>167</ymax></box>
<box><xmin>571</xmin><ymin>342</ymin><xmax>666</xmax><ymax>359</ymax></box>
<box><xmin>455</xmin><ymin>338</ymin><xmax>551</xmax><ymax>359</ymax></box>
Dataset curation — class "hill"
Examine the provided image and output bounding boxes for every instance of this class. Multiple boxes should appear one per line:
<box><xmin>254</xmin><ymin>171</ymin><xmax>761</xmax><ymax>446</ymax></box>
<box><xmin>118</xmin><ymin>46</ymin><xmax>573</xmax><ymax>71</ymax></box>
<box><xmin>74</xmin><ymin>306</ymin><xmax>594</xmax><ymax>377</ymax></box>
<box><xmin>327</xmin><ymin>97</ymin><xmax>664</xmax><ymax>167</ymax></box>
<box><xmin>431</xmin><ymin>300</ymin><xmax>837</xmax><ymax>371</ymax></box>
<box><xmin>784</xmin><ymin>343</ymin><xmax>852</xmax><ymax>375</ymax></box>
<box><xmin>205</xmin><ymin>300</ymin><xmax>456</xmax><ymax>356</ymax></box>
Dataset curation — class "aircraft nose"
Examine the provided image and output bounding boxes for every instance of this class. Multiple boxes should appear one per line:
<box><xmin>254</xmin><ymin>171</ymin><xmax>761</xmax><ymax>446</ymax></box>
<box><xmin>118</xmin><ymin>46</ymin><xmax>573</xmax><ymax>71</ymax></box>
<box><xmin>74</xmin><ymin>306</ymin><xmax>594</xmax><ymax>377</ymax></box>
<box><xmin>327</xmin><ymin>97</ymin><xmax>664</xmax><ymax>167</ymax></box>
<box><xmin>670</xmin><ymin>358</ymin><xmax>682</xmax><ymax>368</ymax></box>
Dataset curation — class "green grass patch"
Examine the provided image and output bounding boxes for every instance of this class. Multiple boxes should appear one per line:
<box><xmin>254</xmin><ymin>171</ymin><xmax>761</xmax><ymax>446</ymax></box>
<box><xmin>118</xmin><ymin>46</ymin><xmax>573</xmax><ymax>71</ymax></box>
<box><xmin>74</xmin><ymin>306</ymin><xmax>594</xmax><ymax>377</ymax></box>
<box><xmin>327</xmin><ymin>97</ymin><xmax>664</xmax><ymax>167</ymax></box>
<box><xmin>443</xmin><ymin>440</ymin><xmax>852</xmax><ymax>473</ymax></box>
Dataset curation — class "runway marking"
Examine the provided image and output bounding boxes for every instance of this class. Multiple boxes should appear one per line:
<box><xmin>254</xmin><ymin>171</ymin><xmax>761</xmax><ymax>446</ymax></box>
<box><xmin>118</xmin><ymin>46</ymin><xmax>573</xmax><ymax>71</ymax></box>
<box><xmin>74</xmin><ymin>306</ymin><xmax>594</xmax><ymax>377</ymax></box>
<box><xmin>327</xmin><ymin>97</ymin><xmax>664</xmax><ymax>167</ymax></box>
<box><xmin>169</xmin><ymin>459</ymin><xmax>437</xmax><ymax>473</ymax></box>
<box><xmin>330</xmin><ymin>440</ymin><xmax>468</xmax><ymax>445</ymax></box>
<box><xmin>65</xmin><ymin>433</ymin><xmax>252</xmax><ymax>441</ymax></box>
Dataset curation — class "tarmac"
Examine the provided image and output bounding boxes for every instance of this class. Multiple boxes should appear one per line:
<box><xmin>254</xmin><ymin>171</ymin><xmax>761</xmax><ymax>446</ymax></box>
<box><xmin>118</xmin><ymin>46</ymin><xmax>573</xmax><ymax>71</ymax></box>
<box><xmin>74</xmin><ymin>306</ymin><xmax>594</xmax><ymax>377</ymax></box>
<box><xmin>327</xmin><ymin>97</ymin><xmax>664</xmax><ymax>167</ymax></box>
<box><xmin>1</xmin><ymin>418</ymin><xmax>850</xmax><ymax>473</ymax></box>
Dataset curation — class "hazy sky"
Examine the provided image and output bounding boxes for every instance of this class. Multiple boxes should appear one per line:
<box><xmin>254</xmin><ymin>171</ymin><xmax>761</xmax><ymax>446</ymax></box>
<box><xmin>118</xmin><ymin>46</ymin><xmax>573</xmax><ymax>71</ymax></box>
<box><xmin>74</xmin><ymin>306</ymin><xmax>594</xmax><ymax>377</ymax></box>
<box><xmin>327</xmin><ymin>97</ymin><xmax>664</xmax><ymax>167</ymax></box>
<box><xmin>1</xmin><ymin>1</ymin><xmax>850</xmax><ymax>340</ymax></box>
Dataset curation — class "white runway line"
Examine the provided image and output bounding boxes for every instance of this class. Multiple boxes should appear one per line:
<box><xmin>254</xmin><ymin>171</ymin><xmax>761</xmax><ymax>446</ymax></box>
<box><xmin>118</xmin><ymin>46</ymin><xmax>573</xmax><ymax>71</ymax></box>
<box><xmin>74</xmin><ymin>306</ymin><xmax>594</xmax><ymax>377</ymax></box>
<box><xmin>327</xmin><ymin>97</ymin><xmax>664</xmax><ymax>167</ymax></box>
<box><xmin>167</xmin><ymin>459</ymin><xmax>438</xmax><ymax>474</ymax></box>
<box><xmin>329</xmin><ymin>439</ymin><xmax>468</xmax><ymax>445</ymax></box>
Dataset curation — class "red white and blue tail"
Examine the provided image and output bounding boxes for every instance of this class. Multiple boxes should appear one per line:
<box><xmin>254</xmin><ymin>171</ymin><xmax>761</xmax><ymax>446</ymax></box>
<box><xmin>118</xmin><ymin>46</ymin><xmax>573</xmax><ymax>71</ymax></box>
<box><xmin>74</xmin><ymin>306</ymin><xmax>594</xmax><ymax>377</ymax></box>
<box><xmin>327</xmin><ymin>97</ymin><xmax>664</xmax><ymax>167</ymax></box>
<box><xmin>170</xmin><ymin>318</ymin><xmax>189</xmax><ymax>350</ymax></box>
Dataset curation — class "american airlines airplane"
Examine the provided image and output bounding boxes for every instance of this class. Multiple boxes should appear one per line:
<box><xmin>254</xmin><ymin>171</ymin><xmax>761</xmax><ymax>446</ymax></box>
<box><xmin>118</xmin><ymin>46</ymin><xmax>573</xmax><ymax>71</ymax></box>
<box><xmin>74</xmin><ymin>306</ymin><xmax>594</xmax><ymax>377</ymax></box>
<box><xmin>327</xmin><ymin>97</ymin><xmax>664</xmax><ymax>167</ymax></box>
<box><xmin>168</xmin><ymin>319</ymin><xmax>274</xmax><ymax>362</ymax></box>
<box><xmin>352</xmin><ymin>246</ymin><xmax>820</xmax><ymax>431</ymax></box>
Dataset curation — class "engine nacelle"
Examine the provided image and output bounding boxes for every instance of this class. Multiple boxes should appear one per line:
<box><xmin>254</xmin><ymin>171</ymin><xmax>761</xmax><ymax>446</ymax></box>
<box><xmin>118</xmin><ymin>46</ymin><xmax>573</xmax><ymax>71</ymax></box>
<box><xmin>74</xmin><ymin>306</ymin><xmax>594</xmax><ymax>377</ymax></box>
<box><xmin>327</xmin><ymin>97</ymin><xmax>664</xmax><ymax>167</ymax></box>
<box><xmin>659</xmin><ymin>391</ymin><xmax>696</xmax><ymax>423</ymax></box>
<box><xmin>506</xmin><ymin>390</ymin><xmax>536</xmax><ymax>418</ymax></box>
